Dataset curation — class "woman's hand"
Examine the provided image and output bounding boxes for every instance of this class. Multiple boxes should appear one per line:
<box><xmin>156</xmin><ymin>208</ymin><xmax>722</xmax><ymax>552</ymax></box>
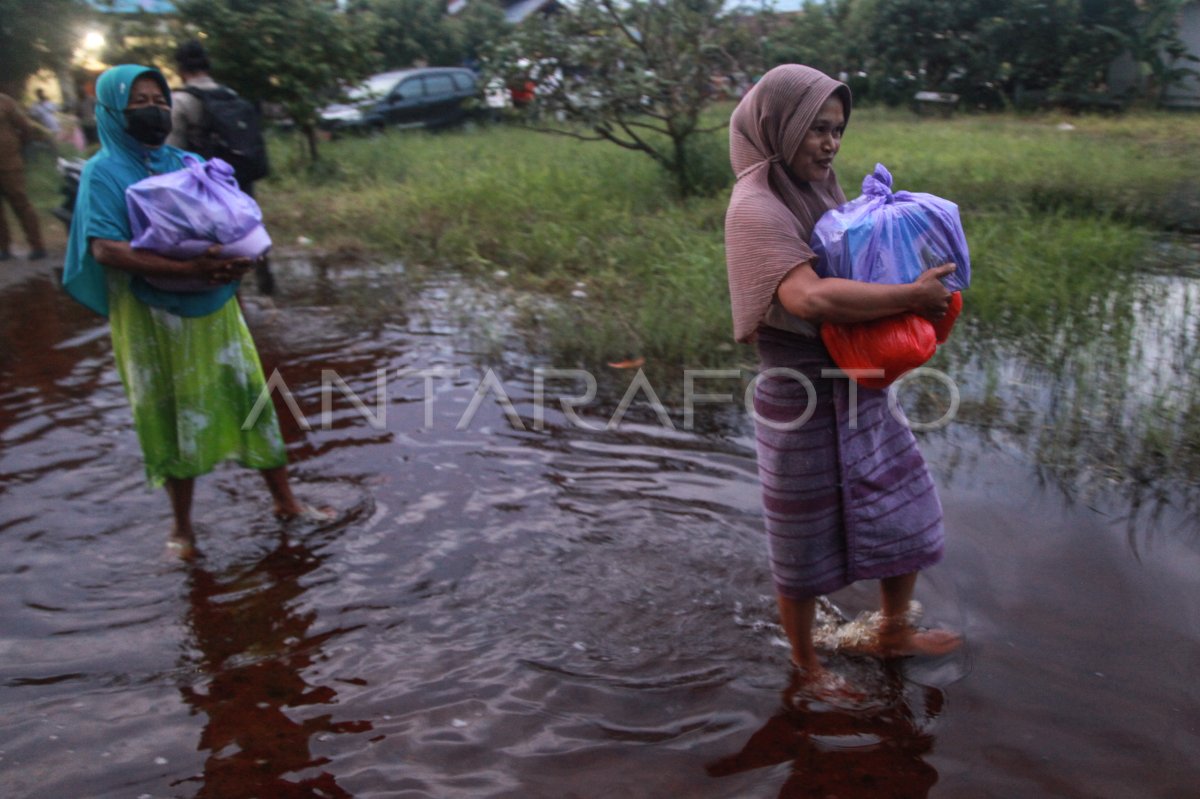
<box><xmin>910</xmin><ymin>263</ymin><xmax>956</xmax><ymax>321</ymax></box>
<box><xmin>91</xmin><ymin>239</ymin><xmax>256</xmax><ymax>285</ymax></box>
<box><xmin>777</xmin><ymin>260</ymin><xmax>957</xmax><ymax>325</ymax></box>
<box><xmin>192</xmin><ymin>244</ymin><xmax>254</xmax><ymax>285</ymax></box>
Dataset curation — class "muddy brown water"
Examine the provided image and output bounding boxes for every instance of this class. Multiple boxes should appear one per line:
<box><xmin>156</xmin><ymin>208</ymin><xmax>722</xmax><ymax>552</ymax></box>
<box><xmin>1</xmin><ymin>256</ymin><xmax>1198</xmax><ymax>798</ymax></box>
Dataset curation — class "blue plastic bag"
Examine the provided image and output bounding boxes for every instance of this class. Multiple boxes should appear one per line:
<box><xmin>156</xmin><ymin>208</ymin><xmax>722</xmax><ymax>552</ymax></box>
<box><xmin>811</xmin><ymin>163</ymin><xmax>970</xmax><ymax>292</ymax></box>
<box><xmin>125</xmin><ymin>156</ymin><xmax>271</xmax><ymax>293</ymax></box>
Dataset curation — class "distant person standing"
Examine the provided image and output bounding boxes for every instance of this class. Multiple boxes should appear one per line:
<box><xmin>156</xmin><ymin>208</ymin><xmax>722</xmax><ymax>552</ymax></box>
<box><xmin>75</xmin><ymin>85</ymin><xmax>98</xmax><ymax>146</ymax></box>
<box><xmin>168</xmin><ymin>39</ymin><xmax>274</xmax><ymax>294</ymax></box>
<box><xmin>29</xmin><ymin>88</ymin><xmax>61</xmax><ymax>136</ymax></box>
<box><xmin>0</xmin><ymin>92</ymin><xmax>48</xmax><ymax>261</ymax></box>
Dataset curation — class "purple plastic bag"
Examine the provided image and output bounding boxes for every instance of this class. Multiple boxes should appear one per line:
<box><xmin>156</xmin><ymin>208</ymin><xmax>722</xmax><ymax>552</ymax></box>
<box><xmin>126</xmin><ymin>156</ymin><xmax>271</xmax><ymax>293</ymax></box>
<box><xmin>811</xmin><ymin>163</ymin><xmax>970</xmax><ymax>292</ymax></box>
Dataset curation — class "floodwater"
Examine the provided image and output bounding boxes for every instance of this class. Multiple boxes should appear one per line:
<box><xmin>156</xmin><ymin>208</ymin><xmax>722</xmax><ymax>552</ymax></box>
<box><xmin>1</xmin><ymin>255</ymin><xmax>1198</xmax><ymax>798</ymax></box>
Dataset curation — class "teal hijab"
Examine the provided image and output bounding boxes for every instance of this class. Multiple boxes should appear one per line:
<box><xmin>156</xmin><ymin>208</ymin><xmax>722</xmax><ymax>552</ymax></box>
<box><xmin>62</xmin><ymin>64</ymin><xmax>237</xmax><ymax>317</ymax></box>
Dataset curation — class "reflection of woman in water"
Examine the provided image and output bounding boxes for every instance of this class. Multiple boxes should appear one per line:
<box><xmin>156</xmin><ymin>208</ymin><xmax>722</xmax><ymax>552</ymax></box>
<box><xmin>181</xmin><ymin>532</ymin><xmax>369</xmax><ymax>798</ymax></box>
<box><xmin>723</xmin><ymin>65</ymin><xmax>960</xmax><ymax>687</ymax></box>
<box><xmin>61</xmin><ymin>64</ymin><xmax>326</xmax><ymax>557</ymax></box>
<box><xmin>707</xmin><ymin>667</ymin><xmax>942</xmax><ymax>798</ymax></box>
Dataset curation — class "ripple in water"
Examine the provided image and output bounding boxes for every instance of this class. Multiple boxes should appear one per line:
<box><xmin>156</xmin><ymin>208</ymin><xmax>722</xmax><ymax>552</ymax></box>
<box><xmin>1</xmin><ymin>258</ymin><xmax>1198</xmax><ymax>798</ymax></box>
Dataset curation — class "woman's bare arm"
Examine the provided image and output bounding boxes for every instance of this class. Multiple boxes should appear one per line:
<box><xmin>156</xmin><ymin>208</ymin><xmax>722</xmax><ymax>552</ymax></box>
<box><xmin>90</xmin><ymin>240</ymin><xmax>253</xmax><ymax>285</ymax></box>
<box><xmin>777</xmin><ymin>261</ymin><xmax>956</xmax><ymax>324</ymax></box>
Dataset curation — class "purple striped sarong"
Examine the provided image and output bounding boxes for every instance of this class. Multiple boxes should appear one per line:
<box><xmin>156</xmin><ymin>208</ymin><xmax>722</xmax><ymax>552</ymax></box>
<box><xmin>753</xmin><ymin>326</ymin><xmax>944</xmax><ymax>599</ymax></box>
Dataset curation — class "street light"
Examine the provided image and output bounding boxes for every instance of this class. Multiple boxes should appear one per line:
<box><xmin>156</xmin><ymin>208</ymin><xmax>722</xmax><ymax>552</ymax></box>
<box><xmin>83</xmin><ymin>30</ymin><xmax>106</xmax><ymax>51</ymax></box>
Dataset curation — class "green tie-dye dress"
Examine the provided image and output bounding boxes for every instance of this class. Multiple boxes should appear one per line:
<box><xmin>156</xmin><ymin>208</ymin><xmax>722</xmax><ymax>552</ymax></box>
<box><xmin>107</xmin><ymin>270</ymin><xmax>287</xmax><ymax>487</ymax></box>
<box><xmin>61</xmin><ymin>65</ymin><xmax>287</xmax><ymax>488</ymax></box>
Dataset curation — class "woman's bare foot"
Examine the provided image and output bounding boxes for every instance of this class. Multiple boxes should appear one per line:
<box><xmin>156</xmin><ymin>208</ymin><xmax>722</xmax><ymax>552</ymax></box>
<box><xmin>273</xmin><ymin>497</ymin><xmax>306</xmax><ymax>518</ymax></box>
<box><xmin>791</xmin><ymin>651</ymin><xmax>826</xmax><ymax>678</ymax></box>
<box><xmin>785</xmin><ymin>661</ymin><xmax>866</xmax><ymax>708</ymax></box>
<box><xmin>874</xmin><ymin>622</ymin><xmax>962</xmax><ymax>658</ymax></box>
<box><xmin>164</xmin><ymin>478</ymin><xmax>196</xmax><ymax>558</ymax></box>
<box><xmin>274</xmin><ymin>502</ymin><xmax>337</xmax><ymax>523</ymax></box>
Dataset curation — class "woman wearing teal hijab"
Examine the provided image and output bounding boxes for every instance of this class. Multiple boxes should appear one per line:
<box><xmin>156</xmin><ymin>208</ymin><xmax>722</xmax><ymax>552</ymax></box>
<box><xmin>62</xmin><ymin>65</ymin><xmax>322</xmax><ymax>557</ymax></box>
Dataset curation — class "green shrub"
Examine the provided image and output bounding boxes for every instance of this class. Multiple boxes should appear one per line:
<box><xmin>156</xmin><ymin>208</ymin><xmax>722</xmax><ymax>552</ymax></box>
<box><xmin>260</xmin><ymin>110</ymin><xmax>1195</xmax><ymax>370</ymax></box>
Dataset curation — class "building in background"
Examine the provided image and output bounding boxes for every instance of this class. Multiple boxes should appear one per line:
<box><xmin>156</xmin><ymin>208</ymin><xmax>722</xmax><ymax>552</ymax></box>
<box><xmin>1107</xmin><ymin>0</ymin><xmax>1200</xmax><ymax>109</ymax></box>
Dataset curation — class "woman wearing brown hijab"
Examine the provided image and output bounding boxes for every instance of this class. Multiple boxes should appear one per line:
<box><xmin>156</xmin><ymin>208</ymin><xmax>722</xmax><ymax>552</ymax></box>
<box><xmin>725</xmin><ymin>65</ymin><xmax>960</xmax><ymax>686</ymax></box>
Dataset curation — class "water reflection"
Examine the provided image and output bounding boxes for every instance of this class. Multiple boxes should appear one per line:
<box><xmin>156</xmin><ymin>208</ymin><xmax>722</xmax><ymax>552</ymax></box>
<box><xmin>3</xmin><ymin>257</ymin><xmax>1199</xmax><ymax>797</ymax></box>
<box><xmin>524</xmin><ymin>246</ymin><xmax>1200</xmax><ymax>519</ymax></box>
<box><xmin>881</xmin><ymin>258</ymin><xmax>1200</xmax><ymax>516</ymax></box>
<box><xmin>0</xmin><ymin>274</ymin><xmax>115</xmax><ymax>446</ymax></box>
<box><xmin>972</xmin><ymin>238</ymin><xmax>1195</xmax><ymax>511</ymax></box>
<box><xmin>268</xmin><ymin>245</ymin><xmax>1200</xmax><ymax>537</ymax></box>
<box><xmin>176</xmin><ymin>530</ymin><xmax>371</xmax><ymax>798</ymax></box>
<box><xmin>707</xmin><ymin>667</ymin><xmax>943</xmax><ymax>799</ymax></box>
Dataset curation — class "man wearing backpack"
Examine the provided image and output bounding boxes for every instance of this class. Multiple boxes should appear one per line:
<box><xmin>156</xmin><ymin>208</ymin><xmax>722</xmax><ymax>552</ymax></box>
<box><xmin>169</xmin><ymin>40</ymin><xmax>275</xmax><ymax>294</ymax></box>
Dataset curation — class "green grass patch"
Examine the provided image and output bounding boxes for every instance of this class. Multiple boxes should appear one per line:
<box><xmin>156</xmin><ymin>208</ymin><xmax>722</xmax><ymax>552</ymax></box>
<box><xmin>257</xmin><ymin>111</ymin><xmax>1200</xmax><ymax>500</ymax></box>
<box><xmin>259</xmin><ymin>110</ymin><xmax>1194</xmax><ymax>372</ymax></box>
<box><xmin>838</xmin><ymin>108</ymin><xmax>1200</xmax><ymax>230</ymax></box>
<box><xmin>263</xmin><ymin>125</ymin><xmax>738</xmax><ymax>368</ymax></box>
<box><xmin>24</xmin><ymin>109</ymin><xmax>1200</xmax><ymax>500</ymax></box>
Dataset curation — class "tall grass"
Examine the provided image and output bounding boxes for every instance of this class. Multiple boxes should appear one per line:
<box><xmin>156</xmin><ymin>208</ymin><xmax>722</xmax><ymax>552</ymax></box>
<box><xmin>840</xmin><ymin>108</ymin><xmax>1200</xmax><ymax>230</ymax></box>
<box><xmin>263</xmin><ymin>125</ymin><xmax>737</xmax><ymax>367</ymax></box>
<box><xmin>260</xmin><ymin>109</ymin><xmax>1194</xmax><ymax>371</ymax></box>
<box><xmin>258</xmin><ymin>111</ymin><xmax>1200</xmax><ymax>501</ymax></box>
<box><xmin>21</xmin><ymin>109</ymin><xmax>1198</xmax><ymax>499</ymax></box>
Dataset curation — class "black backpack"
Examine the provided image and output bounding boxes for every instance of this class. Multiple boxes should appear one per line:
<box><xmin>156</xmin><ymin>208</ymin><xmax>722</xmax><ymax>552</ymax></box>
<box><xmin>182</xmin><ymin>85</ymin><xmax>270</xmax><ymax>184</ymax></box>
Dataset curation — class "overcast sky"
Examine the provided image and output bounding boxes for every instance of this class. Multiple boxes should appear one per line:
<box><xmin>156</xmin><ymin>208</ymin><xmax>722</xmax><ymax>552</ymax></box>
<box><xmin>727</xmin><ymin>0</ymin><xmax>809</xmax><ymax>13</ymax></box>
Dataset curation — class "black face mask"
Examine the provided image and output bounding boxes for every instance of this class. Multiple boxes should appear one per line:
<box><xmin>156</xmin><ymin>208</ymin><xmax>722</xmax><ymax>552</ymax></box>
<box><xmin>124</xmin><ymin>106</ymin><xmax>172</xmax><ymax>146</ymax></box>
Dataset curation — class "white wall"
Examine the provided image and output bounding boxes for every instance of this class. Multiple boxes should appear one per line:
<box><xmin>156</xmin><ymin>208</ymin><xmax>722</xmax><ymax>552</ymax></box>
<box><xmin>1163</xmin><ymin>1</ymin><xmax>1200</xmax><ymax>108</ymax></box>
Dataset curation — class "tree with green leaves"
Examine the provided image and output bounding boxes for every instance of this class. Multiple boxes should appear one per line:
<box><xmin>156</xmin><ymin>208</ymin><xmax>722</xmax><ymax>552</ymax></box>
<box><xmin>1099</xmin><ymin>0</ymin><xmax>1200</xmax><ymax>107</ymax></box>
<box><xmin>709</xmin><ymin>7</ymin><xmax>770</xmax><ymax>80</ymax></box>
<box><xmin>450</xmin><ymin>0</ymin><xmax>511</xmax><ymax>67</ymax></box>
<box><xmin>0</xmin><ymin>0</ymin><xmax>90</xmax><ymax>93</ymax></box>
<box><xmin>368</xmin><ymin>0</ymin><xmax>461</xmax><ymax>68</ymax></box>
<box><xmin>764</xmin><ymin>0</ymin><xmax>852</xmax><ymax>79</ymax></box>
<box><xmin>365</xmin><ymin>0</ymin><xmax>508</xmax><ymax>69</ymax></box>
<box><xmin>99</xmin><ymin>13</ymin><xmax>191</xmax><ymax>70</ymax></box>
<box><xmin>853</xmin><ymin>0</ymin><xmax>1003</xmax><ymax>105</ymax></box>
<box><xmin>854</xmin><ymin>0</ymin><xmax>1195</xmax><ymax>109</ymax></box>
<box><xmin>484</xmin><ymin>0</ymin><xmax>737</xmax><ymax>197</ymax></box>
<box><xmin>178</xmin><ymin>0</ymin><xmax>379</xmax><ymax>161</ymax></box>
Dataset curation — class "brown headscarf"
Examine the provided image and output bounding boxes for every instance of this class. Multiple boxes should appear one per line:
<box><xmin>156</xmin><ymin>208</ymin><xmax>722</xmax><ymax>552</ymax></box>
<box><xmin>724</xmin><ymin>65</ymin><xmax>852</xmax><ymax>342</ymax></box>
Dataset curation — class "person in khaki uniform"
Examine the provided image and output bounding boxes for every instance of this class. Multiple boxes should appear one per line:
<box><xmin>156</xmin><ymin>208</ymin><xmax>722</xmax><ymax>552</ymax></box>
<box><xmin>0</xmin><ymin>92</ymin><xmax>48</xmax><ymax>261</ymax></box>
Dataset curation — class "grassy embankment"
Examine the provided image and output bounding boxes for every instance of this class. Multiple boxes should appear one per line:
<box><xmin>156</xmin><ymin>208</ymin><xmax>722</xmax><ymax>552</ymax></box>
<box><xmin>26</xmin><ymin>109</ymin><xmax>1194</xmax><ymax>369</ymax></box>
<box><xmin>259</xmin><ymin>108</ymin><xmax>1198</xmax><ymax>366</ymax></box>
<box><xmin>257</xmin><ymin>108</ymin><xmax>1200</xmax><ymax>501</ymax></box>
<box><xmin>23</xmin><ymin>110</ymin><xmax>1198</xmax><ymax>496</ymax></box>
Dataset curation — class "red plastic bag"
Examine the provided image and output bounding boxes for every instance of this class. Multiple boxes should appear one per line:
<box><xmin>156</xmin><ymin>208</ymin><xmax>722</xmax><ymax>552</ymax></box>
<box><xmin>932</xmin><ymin>291</ymin><xmax>963</xmax><ymax>344</ymax></box>
<box><xmin>821</xmin><ymin>313</ymin><xmax>936</xmax><ymax>390</ymax></box>
<box><xmin>821</xmin><ymin>292</ymin><xmax>964</xmax><ymax>390</ymax></box>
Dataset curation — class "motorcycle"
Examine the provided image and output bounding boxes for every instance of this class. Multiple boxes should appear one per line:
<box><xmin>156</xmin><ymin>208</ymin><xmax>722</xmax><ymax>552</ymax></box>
<box><xmin>52</xmin><ymin>156</ymin><xmax>86</xmax><ymax>230</ymax></box>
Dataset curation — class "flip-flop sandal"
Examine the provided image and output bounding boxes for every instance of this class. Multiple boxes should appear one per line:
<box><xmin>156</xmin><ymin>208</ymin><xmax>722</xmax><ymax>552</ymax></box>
<box><xmin>164</xmin><ymin>537</ymin><xmax>200</xmax><ymax>560</ymax></box>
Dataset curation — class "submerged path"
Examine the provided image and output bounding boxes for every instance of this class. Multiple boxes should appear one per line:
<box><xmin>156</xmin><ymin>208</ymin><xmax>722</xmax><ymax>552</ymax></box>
<box><xmin>1</xmin><ymin>255</ymin><xmax>1197</xmax><ymax>798</ymax></box>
